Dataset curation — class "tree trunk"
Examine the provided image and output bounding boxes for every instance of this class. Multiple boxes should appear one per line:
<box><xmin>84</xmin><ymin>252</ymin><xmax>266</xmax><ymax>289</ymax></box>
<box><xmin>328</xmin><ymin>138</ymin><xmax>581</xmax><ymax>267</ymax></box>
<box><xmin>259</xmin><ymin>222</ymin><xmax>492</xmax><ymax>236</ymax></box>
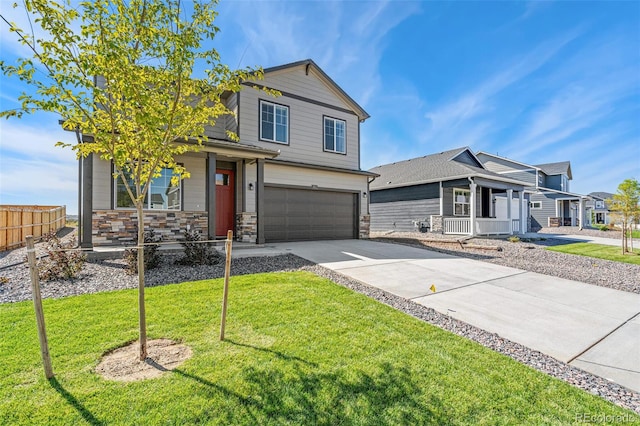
<box><xmin>137</xmin><ymin>204</ymin><xmax>147</xmax><ymax>361</ymax></box>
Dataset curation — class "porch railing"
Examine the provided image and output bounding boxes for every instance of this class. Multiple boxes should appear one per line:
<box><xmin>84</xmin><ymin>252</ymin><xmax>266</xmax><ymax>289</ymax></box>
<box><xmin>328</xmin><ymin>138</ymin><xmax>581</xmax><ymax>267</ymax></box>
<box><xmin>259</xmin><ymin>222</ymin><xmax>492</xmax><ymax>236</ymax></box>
<box><xmin>476</xmin><ymin>219</ymin><xmax>511</xmax><ymax>235</ymax></box>
<box><xmin>512</xmin><ymin>219</ymin><xmax>520</xmax><ymax>234</ymax></box>
<box><xmin>443</xmin><ymin>217</ymin><xmax>470</xmax><ymax>235</ymax></box>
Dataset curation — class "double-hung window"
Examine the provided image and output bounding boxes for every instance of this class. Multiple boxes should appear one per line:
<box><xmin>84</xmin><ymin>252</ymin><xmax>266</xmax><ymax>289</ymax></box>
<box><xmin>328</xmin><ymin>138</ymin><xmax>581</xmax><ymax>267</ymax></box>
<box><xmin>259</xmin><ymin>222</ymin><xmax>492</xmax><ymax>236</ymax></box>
<box><xmin>453</xmin><ymin>189</ymin><xmax>471</xmax><ymax>216</ymax></box>
<box><xmin>324</xmin><ymin>117</ymin><xmax>346</xmax><ymax>154</ymax></box>
<box><xmin>260</xmin><ymin>100</ymin><xmax>288</xmax><ymax>144</ymax></box>
<box><xmin>115</xmin><ymin>167</ymin><xmax>181</xmax><ymax>210</ymax></box>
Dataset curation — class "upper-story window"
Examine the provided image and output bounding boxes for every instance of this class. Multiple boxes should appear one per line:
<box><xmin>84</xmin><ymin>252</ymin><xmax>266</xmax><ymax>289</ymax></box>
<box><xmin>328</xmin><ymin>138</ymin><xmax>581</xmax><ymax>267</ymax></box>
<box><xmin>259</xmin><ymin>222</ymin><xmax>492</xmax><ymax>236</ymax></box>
<box><xmin>595</xmin><ymin>200</ymin><xmax>605</xmax><ymax>209</ymax></box>
<box><xmin>115</xmin><ymin>167</ymin><xmax>181</xmax><ymax>210</ymax></box>
<box><xmin>324</xmin><ymin>116</ymin><xmax>346</xmax><ymax>154</ymax></box>
<box><xmin>260</xmin><ymin>100</ymin><xmax>288</xmax><ymax>144</ymax></box>
<box><xmin>537</xmin><ymin>173</ymin><xmax>543</xmax><ymax>187</ymax></box>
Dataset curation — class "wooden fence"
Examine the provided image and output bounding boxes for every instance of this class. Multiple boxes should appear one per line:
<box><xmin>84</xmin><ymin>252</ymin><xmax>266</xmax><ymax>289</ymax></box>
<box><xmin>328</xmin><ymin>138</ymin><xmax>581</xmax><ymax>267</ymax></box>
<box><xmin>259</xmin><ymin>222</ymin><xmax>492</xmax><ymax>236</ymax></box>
<box><xmin>0</xmin><ymin>205</ymin><xmax>66</xmax><ymax>251</ymax></box>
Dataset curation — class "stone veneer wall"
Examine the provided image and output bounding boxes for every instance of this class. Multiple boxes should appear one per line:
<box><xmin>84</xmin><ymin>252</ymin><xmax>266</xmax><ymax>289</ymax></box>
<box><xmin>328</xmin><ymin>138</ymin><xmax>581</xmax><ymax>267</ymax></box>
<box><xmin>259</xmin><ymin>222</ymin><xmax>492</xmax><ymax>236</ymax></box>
<box><xmin>236</xmin><ymin>212</ymin><xmax>257</xmax><ymax>243</ymax></box>
<box><xmin>359</xmin><ymin>215</ymin><xmax>370</xmax><ymax>239</ymax></box>
<box><xmin>430</xmin><ymin>215</ymin><xmax>443</xmax><ymax>233</ymax></box>
<box><xmin>92</xmin><ymin>210</ymin><xmax>208</xmax><ymax>246</ymax></box>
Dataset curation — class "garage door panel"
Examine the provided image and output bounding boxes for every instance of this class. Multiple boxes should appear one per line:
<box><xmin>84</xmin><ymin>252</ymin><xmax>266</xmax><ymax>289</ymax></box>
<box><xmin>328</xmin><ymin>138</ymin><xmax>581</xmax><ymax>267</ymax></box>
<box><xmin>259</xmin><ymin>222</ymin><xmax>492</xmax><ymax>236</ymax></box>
<box><xmin>264</xmin><ymin>187</ymin><xmax>357</xmax><ymax>242</ymax></box>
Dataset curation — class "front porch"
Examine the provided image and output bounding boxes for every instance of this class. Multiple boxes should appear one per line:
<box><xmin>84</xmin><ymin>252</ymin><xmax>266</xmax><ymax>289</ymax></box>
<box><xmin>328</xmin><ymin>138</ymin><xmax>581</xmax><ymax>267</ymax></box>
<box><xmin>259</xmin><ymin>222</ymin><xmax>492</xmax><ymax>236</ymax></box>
<box><xmin>429</xmin><ymin>178</ymin><xmax>527</xmax><ymax>236</ymax></box>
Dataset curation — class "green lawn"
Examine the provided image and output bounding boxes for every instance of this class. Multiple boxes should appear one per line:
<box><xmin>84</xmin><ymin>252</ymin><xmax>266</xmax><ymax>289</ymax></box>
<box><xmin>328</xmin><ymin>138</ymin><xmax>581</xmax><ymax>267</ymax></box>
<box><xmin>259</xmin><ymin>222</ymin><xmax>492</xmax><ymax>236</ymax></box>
<box><xmin>547</xmin><ymin>242</ymin><xmax>640</xmax><ymax>265</ymax></box>
<box><xmin>1</xmin><ymin>272</ymin><xmax>636</xmax><ymax>425</ymax></box>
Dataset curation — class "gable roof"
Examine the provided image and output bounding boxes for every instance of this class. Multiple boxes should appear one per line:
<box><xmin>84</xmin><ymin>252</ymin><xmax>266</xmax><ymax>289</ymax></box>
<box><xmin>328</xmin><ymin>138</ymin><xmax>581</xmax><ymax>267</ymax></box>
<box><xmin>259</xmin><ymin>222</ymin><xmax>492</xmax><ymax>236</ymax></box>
<box><xmin>534</xmin><ymin>161</ymin><xmax>572</xmax><ymax>179</ymax></box>
<box><xmin>589</xmin><ymin>191</ymin><xmax>615</xmax><ymax>200</ymax></box>
<box><xmin>476</xmin><ymin>151</ymin><xmax>541</xmax><ymax>171</ymax></box>
<box><xmin>262</xmin><ymin>59</ymin><xmax>370</xmax><ymax>122</ymax></box>
<box><xmin>369</xmin><ymin>147</ymin><xmax>529</xmax><ymax>191</ymax></box>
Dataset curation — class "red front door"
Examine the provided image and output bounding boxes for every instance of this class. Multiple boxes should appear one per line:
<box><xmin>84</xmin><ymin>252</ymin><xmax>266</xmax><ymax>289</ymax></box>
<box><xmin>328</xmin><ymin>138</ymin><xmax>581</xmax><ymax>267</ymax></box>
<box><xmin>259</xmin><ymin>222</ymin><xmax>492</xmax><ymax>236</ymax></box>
<box><xmin>215</xmin><ymin>169</ymin><xmax>235</xmax><ymax>236</ymax></box>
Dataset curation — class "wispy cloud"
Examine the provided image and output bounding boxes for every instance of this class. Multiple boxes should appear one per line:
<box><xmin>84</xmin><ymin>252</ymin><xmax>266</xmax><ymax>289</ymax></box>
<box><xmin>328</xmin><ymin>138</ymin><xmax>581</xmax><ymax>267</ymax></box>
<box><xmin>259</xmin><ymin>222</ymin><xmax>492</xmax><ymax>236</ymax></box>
<box><xmin>219</xmin><ymin>1</ymin><xmax>420</xmax><ymax>107</ymax></box>
<box><xmin>422</xmin><ymin>28</ymin><xmax>582</xmax><ymax>146</ymax></box>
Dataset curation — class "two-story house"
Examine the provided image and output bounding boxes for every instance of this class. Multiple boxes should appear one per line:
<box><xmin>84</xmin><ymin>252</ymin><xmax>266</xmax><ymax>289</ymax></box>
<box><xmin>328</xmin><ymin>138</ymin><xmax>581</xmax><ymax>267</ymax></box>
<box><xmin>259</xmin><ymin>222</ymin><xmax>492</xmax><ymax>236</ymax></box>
<box><xmin>77</xmin><ymin>59</ymin><xmax>376</xmax><ymax>247</ymax></box>
<box><xmin>587</xmin><ymin>192</ymin><xmax>614</xmax><ymax>225</ymax></box>
<box><xmin>476</xmin><ymin>153</ymin><xmax>589</xmax><ymax>230</ymax></box>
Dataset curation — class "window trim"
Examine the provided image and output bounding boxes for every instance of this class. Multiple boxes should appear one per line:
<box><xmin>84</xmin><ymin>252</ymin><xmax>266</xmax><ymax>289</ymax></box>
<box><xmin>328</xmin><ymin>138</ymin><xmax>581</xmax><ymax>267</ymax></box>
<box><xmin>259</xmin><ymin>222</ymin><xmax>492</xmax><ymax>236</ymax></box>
<box><xmin>323</xmin><ymin>115</ymin><xmax>347</xmax><ymax>155</ymax></box>
<box><xmin>530</xmin><ymin>201</ymin><xmax>542</xmax><ymax>209</ymax></box>
<box><xmin>259</xmin><ymin>99</ymin><xmax>290</xmax><ymax>145</ymax></box>
<box><xmin>453</xmin><ymin>188</ymin><xmax>471</xmax><ymax>216</ymax></box>
<box><xmin>113</xmin><ymin>165</ymin><xmax>183</xmax><ymax>211</ymax></box>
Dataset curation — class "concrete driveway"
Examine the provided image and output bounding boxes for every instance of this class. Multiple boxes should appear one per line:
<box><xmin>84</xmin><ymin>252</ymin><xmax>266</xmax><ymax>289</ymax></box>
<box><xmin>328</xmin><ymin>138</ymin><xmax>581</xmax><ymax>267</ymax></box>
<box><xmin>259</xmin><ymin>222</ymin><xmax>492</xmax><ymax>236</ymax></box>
<box><xmin>271</xmin><ymin>239</ymin><xmax>640</xmax><ymax>393</ymax></box>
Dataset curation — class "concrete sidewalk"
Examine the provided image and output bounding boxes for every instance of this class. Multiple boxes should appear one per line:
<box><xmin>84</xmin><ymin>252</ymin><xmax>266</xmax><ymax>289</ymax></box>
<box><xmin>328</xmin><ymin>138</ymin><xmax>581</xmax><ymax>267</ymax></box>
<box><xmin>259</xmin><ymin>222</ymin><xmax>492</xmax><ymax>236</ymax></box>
<box><xmin>526</xmin><ymin>232</ymin><xmax>639</xmax><ymax>248</ymax></box>
<box><xmin>272</xmin><ymin>239</ymin><xmax>640</xmax><ymax>393</ymax></box>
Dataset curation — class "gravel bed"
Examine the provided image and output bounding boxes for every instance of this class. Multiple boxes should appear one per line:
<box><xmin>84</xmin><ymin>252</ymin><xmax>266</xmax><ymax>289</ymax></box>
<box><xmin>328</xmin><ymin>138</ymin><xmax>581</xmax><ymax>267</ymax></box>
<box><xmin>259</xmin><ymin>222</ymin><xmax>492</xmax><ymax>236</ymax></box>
<box><xmin>0</xmin><ymin>253</ymin><xmax>313</xmax><ymax>304</ymax></box>
<box><xmin>537</xmin><ymin>226</ymin><xmax>624</xmax><ymax>239</ymax></box>
<box><xmin>371</xmin><ymin>232</ymin><xmax>640</xmax><ymax>294</ymax></box>
<box><xmin>0</xmin><ymin>237</ymin><xmax>638</xmax><ymax>414</ymax></box>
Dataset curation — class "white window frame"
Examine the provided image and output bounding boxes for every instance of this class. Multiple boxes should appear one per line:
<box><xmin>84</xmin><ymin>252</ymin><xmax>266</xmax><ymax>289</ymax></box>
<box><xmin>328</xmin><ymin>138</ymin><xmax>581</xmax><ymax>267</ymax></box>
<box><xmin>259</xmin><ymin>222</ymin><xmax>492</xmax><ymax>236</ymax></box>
<box><xmin>453</xmin><ymin>188</ymin><xmax>471</xmax><ymax>216</ymax></box>
<box><xmin>323</xmin><ymin>116</ymin><xmax>346</xmax><ymax>154</ymax></box>
<box><xmin>114</xmin><ymin>166</ymin><xmax>182</xmax><ymax>211</ymax></box>
<box><xmin>595</xmin><ymin>200</ymin><xmax>604</xmax><ymax>209</ymax></box>
<box><xmin>259</xmin><ymin>100</ymin><xmax>289</xmax><ymax>144</ymax></box>
<box><xmin>530</xmin><ymin>201</ymin><xmax>542</xmax><ymax>209</ymax></box>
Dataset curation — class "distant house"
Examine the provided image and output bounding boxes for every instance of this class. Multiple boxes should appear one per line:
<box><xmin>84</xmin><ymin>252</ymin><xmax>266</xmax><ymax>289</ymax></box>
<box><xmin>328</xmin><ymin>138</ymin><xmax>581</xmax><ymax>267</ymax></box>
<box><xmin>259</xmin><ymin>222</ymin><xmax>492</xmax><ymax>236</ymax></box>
<box><xmin>587</xmin><ymin>192</ymin><xmax>614</xmax><ymax>225</ymax></box>
<box><xmin>369</xmin><ymin>147</ymin><xmax>528</xmax><ymax>236</ymax></box>
<box><xmin>78</xmin><ymin>59</ymin><xmax>376</xmax><ymax>247</ymax></box>
<box><xmin>476</xmin><ymin>153</ymin><xmax>590</xmax><ymax>230</ymax></box>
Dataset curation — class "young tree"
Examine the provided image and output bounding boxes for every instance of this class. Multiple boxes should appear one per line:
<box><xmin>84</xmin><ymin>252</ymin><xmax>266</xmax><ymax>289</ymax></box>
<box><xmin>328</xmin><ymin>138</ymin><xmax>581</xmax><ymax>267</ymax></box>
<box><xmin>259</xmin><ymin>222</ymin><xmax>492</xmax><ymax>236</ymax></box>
<box><xmin>609</xmin><ymin>178</ymin><xmax>640</xmax><ymax>254</ymax></box>
<box><xmin>1</xmin><ymin>0</ymin><xmax>267</xmax><ymax>360</ymax></box>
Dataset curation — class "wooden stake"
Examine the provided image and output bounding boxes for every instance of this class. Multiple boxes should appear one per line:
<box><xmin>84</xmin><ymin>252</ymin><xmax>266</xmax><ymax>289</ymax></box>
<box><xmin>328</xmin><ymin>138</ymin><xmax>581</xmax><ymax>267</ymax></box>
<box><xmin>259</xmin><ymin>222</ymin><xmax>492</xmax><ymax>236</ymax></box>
<box><xmin>219</xmin><ymin>230</ymin><xmax>233</xmax><ymax>341</ymax></box>
<box><xmin>26</xmin><ymin>236</ymin><xmax>54</xmax><ymax>379</ymax></box>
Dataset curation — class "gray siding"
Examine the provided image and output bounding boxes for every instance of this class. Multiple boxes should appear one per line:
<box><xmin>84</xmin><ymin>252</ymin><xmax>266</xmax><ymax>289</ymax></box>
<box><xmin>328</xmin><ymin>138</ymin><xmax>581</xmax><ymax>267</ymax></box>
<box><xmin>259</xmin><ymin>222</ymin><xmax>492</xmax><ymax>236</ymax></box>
<box><xmin>370</xmin><ymin>182</ymin><xmax>439</xmax><ymax>203</ymax></box>
<box><xmin>545</xmin><ymin>175</ymin><xmax>562</xmax><ymax>190</ymax></box>
<box><xmin>499</xmin><ymin>170</ymin><xmax>536</xmax><ymax>186</ymax></box>
<box><xmin>370</xmin><ymin>199</ymin><xmax>439</xmax><ymax>232</ymax></box>
<box><xmin>452</xmin><ymin>150</ymin><xmax>482</xmax><ymax>167</ymax></box>
<box><xmin>530</xmin><ymin>193</ymin><xmax>560</xmax><ymax>229</ymax></box>
<box><xmin>239</xmin><ymin>68</ymin><xmax>360</xmax><ymax>170</ymax></box>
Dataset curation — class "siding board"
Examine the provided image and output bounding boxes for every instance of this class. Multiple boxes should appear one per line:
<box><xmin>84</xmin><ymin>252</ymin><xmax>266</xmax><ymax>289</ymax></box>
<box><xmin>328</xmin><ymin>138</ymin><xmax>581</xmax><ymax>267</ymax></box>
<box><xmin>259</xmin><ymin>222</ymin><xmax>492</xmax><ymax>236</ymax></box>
<box><xmin>370</xmin><ymin>199</ymin><xmax>439</xmax><ymax>232</ymax></box>
<box><xmin>370</xmin><ymin>183</ymin><xmax>439</xmax><ymax>203</ymax></box>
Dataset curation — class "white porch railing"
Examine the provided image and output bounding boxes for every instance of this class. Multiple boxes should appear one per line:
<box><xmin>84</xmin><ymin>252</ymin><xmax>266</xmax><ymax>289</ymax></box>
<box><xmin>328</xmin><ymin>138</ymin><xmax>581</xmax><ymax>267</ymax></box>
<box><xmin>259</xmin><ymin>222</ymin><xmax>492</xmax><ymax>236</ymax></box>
<box><xmin>512</xmin><ymin>219</ymin><xmax>520</xmax><ymax>234</ymax></box>
<box><xmin>443</xmin><ymin>217</ymin><xmax>470</xmax><ymax>235</ymax></box>
<box><xmin>476</xmin><ymin>218</ymin><xmax>511</xmax><ymax>235</ymax></box>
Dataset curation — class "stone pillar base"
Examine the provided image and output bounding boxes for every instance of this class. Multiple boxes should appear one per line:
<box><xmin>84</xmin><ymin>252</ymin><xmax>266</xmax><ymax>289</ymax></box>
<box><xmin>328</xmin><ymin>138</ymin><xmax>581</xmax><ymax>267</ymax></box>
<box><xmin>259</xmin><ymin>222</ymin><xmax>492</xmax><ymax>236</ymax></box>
<box><xmin>236</xmin><ymin>212</ymin><xmax>257</xmax><ymax>243</ymax></box>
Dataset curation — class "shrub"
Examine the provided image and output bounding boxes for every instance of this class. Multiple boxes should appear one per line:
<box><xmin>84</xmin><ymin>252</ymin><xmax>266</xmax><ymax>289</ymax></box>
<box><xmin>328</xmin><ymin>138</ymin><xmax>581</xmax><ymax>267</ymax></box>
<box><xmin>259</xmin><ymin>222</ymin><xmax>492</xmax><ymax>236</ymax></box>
<box><xmin>507</xmin><ymin>236</ymin><xmax>521</xmax><ymax>243</ymax></box>
<box><xmin>596</xmin><ymin>224</ymin><xmax>609</xmax><ymax>232</ymax></box>
<box><xmin>37</xmin><ymin>233</ymin><xmax>86</xmax><ymax>281</ymax></box>
<box><xmin>175</xmin><ymin>229</ymin><xmax>222</xmax><ymax>266</ymax></box>
<box><xmin>124</xmin><ymin>229</ymin><xmax>162</xmax><ymax>274</ymax></box>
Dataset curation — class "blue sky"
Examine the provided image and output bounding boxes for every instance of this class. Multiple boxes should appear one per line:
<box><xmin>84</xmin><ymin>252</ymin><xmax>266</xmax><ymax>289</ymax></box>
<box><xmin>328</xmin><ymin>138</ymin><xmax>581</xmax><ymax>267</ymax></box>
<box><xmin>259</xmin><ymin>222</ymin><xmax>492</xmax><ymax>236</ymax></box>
<box><xmin>1</xmin><ymin>0</ymin><xmax>638</xmax><ymax>214</ymax></box>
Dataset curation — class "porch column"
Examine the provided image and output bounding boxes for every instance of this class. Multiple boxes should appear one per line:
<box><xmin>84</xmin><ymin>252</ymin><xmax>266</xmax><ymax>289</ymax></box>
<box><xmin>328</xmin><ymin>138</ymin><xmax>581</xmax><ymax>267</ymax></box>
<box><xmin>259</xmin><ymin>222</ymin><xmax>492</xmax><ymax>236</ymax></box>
<box><xmin>578</xmin><ymin>198</ymin><xmax>584</xmax><ymax>230</ymax></box>
<box><xmin>469</xmin><ymin>180</ymin><xmax>477</xmax><ymax>236</ymax></box>
<box><xmin>256</xmin><ymin>159</ymin><xmax>265</xmax><ymax>244</ymax></box>
<box><xmin>80</xmin><ymin>154</ymin><xmax>93</xmax><ymax>248</ymax></box>
<box><xmin>519</xmin><ymin>191</ymin><xmax>526</xmax><ymax>234</ymax></box>
<box><xmin>206</xmin><ymin>153</ymin><xmax>217</xmax><ymax>239</ymax></box>
<box><xmin>507</xmin><ymin>189</ymin><xmax>513</xmax><ymax>235</ymax></box>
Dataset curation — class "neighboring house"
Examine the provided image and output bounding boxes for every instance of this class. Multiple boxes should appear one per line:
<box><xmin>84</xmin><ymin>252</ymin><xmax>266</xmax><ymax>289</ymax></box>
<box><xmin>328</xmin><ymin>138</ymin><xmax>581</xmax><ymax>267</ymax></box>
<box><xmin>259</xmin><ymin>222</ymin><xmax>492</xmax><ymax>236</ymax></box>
<box><xmin>476</xmin><ymin>153</ymin><xmax>589</xmax><ymax>230</ymax></box>
<box><xmin>587</xmin><ymin>192</ymin><xmax>614</xmax><ymax>225</ymax></box>
<box><xmin>78</xmin><ymin>59</ymin><xmax>377</xmax><ymax>247</ymax></box>
<box><xmin>368</xmin><ymin>147</ymin><xmax>528</xmax><ymax>236</ymax></box>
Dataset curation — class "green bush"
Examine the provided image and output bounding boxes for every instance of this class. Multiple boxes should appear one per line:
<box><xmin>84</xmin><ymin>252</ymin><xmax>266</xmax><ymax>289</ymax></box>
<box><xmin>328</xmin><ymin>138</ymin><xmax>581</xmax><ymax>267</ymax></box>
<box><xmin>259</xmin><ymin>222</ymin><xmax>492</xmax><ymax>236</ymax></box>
<box><xmin>175</xmin><ymin>229</ymin><xmax>222</xmax><ymax>266</ymax></box>
<box><xmin>507</xmin><ymin>235</ymin><xmax>521</xmax><ymax>243</ymax></box>
<box><xmin>123</xmin><ymin>229</ymin><xmax>162</xmax><ymax>274</ymax></box>
<box><xmin>596</xmin><ymin>224</ymin><xmax>609</xmax><ymax>231</ymax></box>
